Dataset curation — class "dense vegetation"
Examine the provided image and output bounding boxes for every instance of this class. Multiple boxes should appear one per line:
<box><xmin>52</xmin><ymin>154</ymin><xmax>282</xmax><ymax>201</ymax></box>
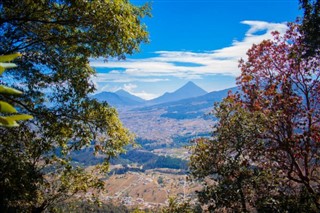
<box><xmin>189</xmin><ymin>21</ymin><xmax>320</xmax><ymax>213</ymax></box>
<box><xmin>149</xmin><ymin>2</ymin><xmax>320</xmax><ymax>211</ymax></box>
<box><xmin>299</xmin><ymin>0</ymin><xmax>320</xmax><ymax>56</ymax></box>
<box><xmin>49</xmin><ymin>201</ymin><xmax>130</xmax><ymax>213</ymax></box>
<box><xmin>0</xmin><ymin>0</ymin><xmax>149</xmax><ymax>211</ymax></box>
<box><xmin>185</xmin><ymin>2</ymin><xmax>320</xmax><ymax>211</ymax></box>
<box><xmin>112</xmin><ymin>149</ymin><xmax>188</xmax><ymax>173</ymax></box>
<box><xmin>1</xmin><ymin>0</ymin><xmax>319</xmax><ymax>212</ymax></box>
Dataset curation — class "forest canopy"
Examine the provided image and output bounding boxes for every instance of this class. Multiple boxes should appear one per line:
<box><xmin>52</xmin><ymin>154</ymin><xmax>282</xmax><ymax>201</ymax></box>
<box><xmin>0</xmin><ymin>0</ymin><xmax>150</xmax><ymax>212</ymax></box>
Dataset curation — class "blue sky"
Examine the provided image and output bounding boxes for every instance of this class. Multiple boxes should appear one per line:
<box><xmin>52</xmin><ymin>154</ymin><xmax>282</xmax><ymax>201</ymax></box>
<box><xmin>90</xmin><ymin>0</ymin><xmax>302</xmax><ymax>100</ymax></box>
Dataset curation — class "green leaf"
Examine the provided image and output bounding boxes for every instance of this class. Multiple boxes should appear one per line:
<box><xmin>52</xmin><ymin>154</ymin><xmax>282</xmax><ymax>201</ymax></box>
<box><xmin>0</xmin><ymin>114</ymin><xmax>32</xmax><ymax>127</ymax></box>
<box><xmin>0</xmin><ymin>101</ymin><xmax>17</xmax><ymax>113</ymax></box>
<box><xmin>0</xmin><ymin>53</ymin><xmax>21</xmax><ymax>62</ymax></box>
<box><xmin>0</xmin><ymin>53</ymin><xmax>20</xmax><ymax>75</ymax></box>
<box><xmin>0</xmin><ymin>116</ymin><xmax>19</xmax><ymax>127</ymax></box>
<box><xmin>0</xmin><ymin>63</ymin><xmax>18</xmax><ymax>69</ymax></box>
<box><xmin>0</xmin><ymin>63</ymin><xmax>17</xmax><ymax>75</ymax></box>
<box><xmin>7</xmin><ymin>114</ymin><xmax>33</xmax><ymax>121</ymax></box>
<box><xmin>0</xmin><ymin>85</ymin><xmax>23</xmax><ymax>95</ymax></box>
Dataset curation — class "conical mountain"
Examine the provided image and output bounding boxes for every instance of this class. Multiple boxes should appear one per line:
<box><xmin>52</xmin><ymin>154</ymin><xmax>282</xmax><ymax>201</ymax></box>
<box><xmin>115</xmin><ymin>89</ymin><xmax>145</xmax><ymax>103</ymax></box>
<box><xmin>148</xmin><ymin>81</ymin><xmax>207</xmax><ymax>105</ymax></box>
<box><xmin>91</xmin><ymin>91</ymin><xmax>126</xmax><ymax>106</ymax></box>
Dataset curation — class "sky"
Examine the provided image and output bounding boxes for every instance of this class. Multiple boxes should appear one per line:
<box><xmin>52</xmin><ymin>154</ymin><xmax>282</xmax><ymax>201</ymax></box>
<box><xmin>90</xmin><ymin>0</ymin><xmax>302</xmax><ymax>100</ymax></box>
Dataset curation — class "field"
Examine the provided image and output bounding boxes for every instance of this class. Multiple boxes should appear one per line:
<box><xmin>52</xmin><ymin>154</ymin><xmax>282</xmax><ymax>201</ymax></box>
<box><xmin>97</xmin><ymin>169</ymin><xmax>201</xmax><ymax>210</ymax></box>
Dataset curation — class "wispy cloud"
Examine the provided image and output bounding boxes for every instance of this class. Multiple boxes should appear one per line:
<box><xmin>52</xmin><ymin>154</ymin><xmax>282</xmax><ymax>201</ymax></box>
<box><xmin>90</xmin><ymin>21</ymin><xmax>287</xmax><ymax>95</ymax></box>
<box><xmin>99</xmin><ymin>82</ymin><xmax>157</xmax><ymax>100</ymax></box>
<box><xmin>121</xmin><ymin>83</ymin><xmax>158</xmax><ymax>100</ymax></box>
<box><xmin>129</xmin><ymin>91</ymin><xmax>158</xmax><ymax>100</ymax></box>
<box><xmin>91</xmin><ymin>21</ymin><xmax>287</xmax><ymax>77</ymax></box>
<box><xmin>92</xmin><ymin>72</ymin><xmax>170</xmax><ymax>83</ymax></box>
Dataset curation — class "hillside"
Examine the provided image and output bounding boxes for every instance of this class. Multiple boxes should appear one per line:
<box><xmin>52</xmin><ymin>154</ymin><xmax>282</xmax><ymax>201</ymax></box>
<box><xmin>115</xmin><ymin>89</ymin><xmax>146</xmax><ymax>103</ymax></box>
<box><xmin>147</xmin><ymin>81</ymin><xmax>208</xmax><ymax>105</ymax></box>
<box><xmin>116</xmin><ymin>86</ymin><xmax>238</xmax><ymax>151</ymax></box>
<box><xmin>91</xmin><ymin>91</ymin><xmax>144</xmax><ymax>107</ymax></box>
<box><xmin>76</xmin><ymin>86</ymin><xmax>238</xmax><ymax>209</ymax></box>
<box><xmin>139</xmin><ymin>86</ymin><xmax>238</xmax><ymax>120</ymax></box>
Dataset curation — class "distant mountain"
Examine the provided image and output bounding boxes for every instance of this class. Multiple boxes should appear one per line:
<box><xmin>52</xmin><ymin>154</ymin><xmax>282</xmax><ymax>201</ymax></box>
<box><xmin>148</xmin><ymin>81</ymin><xmax>207</xmax><ymax>105</ymax></box>
<box><xmin>118</xmin><ymin>86</ymin><xmax>239</xmax><ymax>150</ymax></box>
<box><xmin>92</xmin><ymin>83</ymin><xmax>235</xmax><ymax>110</ymax></box>
<box><xmin>92</xmin><ymin>90</ymin><xmax>145</xmax><ymax>107</ymax></box>
<box><xmin>139</xmin><ymin>86</ymin><xmax>239</xmax><ymax>120</ymax></box>
<box><xmin>115</xmin><ymin>89</ymin><xmax>145</xmax><ymax>103</ymax></box>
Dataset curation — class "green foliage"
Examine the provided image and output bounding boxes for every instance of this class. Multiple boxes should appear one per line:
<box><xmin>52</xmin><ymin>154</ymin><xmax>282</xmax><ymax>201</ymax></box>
<box><xmin>0</xmin><ymin>54</ymin><xmax>33</xmax><ymax>127</ymax></box>
<box><xmin>190</xmin><ymin>95</ymin><xmax>274</xmax><ymax>212</ymax></box>
<box><xmin>120</xmin><ymin>150</ymin><xmax>188</xmax><ymax>170</ymax></box>
<box><xmin>299</xmin><ymin>0</ymin><xmax>320</xmax><ymax>56</ymax></box>
<box><xmin>157</xmin><ymin>176</ymin><xmax>164</xmax><ymax>185</ymax></box>
<box><xmin>50</xmin><ymin>201</ymin><xmax>130</xmax><ymax>213</ymax></box>
<box><xmin>0</xmin><ymin>0</ymin><xmax>150</xmax><ymax>211</ymax></box>
<box><xmin>161</xmin><ymin>197</ymin><xmax>200</xmax><ymax>213</ymax></box>
<box><xmin>132</xmin><ymin>209</ymin><xmax>148</xmax><ymax>213</ymax></box>
<box><xmin>151</xmin><ymin>155</ymin><xmax>188</xmax><ymax>170</ymax></box>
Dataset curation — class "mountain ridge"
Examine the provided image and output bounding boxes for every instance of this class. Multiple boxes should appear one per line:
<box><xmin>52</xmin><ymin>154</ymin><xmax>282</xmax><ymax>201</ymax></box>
<box><xmin>115</xmin><ymin>89</ymin><xmax>146</xmax><ymax>103</ymax></box>
<box><xmin>147</xmin><ymin>81</ymin><xmax>208</xmax><ymax>105</ymax></box>
<box><xmin>136</xmin><ymin>86</ymin><xmax>239</xmax><ymax>119</ymax></box>
<box><xmin>91</xmin><ymin>91</ymin><xmax>143</xmax><ymax>107</ymax></box>
<box><xmin>92</xmin><ymin>81</ymin><xmax>234</xmax><ymax>108</ymax></box>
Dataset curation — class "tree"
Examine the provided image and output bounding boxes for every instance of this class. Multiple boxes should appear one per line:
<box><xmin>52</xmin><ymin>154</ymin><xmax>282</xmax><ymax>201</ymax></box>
<box><xmin>190</xmin><ymin>23</ymin><xmax>320</xmax><ymax>212</ymax></box>
<box><xmin>0</xmin><ymin>0</ymin><xmax>150</xmax><ymax>211</ymax></box>
<box><xmin>238</xmin><ymin>23</ymin><xmax>320</xmax><ymax>208</ymax></box>
<box><xmin>161</xmin><ymin>197</ymin><xmax>201</xmax><ymax>213</ymax></box>
<box><xmin>190</xmin><ymin>96</ymin><xmax>279</xmax><ymax>212</ymax></box>
<box><xmin>299</xmin><ymin>0</ymin><xmax>320</xmax><ymax>56</ymax></box>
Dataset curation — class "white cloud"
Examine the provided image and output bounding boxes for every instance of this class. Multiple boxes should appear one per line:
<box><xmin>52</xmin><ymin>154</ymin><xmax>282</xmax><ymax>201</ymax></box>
<box><xmin>91</xmin><ymin>21</ymin><xmax>287</xmax><ymax>77</ymax></box>
<box><xmin>242</xmin><ymin>21</ymin><xmax>287</xmax><ymax>37</ymax></box>
<box><xmin>91</xmin><ymin>73</ymin><xmax>170</xmax><ymax>84</ymax></box>
<box><xmin>90</xmin><ymin>21</ymin><xmax>288</xmax><ymax>95</ymax></box>
<box><xmin>99</xmin><ymin>84</ymin><xmax>117</xmax><ymax>92</ymax></box>
<box><xmin>123</xmin><ymin>83</ymin><xmax>137</xmax><ymax>92</ymax></box>
<box><xmin>129</xmin><ymin>91</ymin><xmax>158</xmax><ymax>100</ymax></box>
<box><xmin>91</xmin><ymin>79</ymin><xmax>159</xmax><ymax>100</ymax></box>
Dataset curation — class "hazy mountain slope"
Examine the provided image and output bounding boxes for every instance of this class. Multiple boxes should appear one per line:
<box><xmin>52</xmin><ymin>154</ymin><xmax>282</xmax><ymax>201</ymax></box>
<box><xmin>91</xmin><ymin>91</ymin><xmax>142</xmax><ymax>107</ymax></box>
<box><xmin>148</xmin><ymin>81</ymin><xmax>207</xmax><ymax>105</ymax></box>
<box><xmin>115</xmin><ymin>89</ymin><xmax>146</xmax><ymax>103</ymax></box>
<box><xmin>139</xmin><ymin>86</ymin><xmax>239</xmax><ymax>120</ymax></box>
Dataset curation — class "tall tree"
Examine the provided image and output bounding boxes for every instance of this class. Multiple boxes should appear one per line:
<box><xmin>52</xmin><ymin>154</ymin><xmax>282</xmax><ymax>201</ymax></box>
<box><xmin>190</xmin><ymin>23</ymin><xmax>320</xmax><ymax>212</ymax></box>
<box><xmin>190</xmin><ymin>95</ymin><xmax>281</xmax><ymax>212</ymax></box>
<box><xmin>238</xmin><ymin>24</ymin><xmax>320</xmax><ymax>206</ymax></box>
<box><xmin>299</xmin><ymin>0</ymin><xmax>320</xmax><ymax>56</ymax></box>
<box><xmin>0</xmin><ymin>0</ymin><xmax>150</xmax><ymax>211</ymax></box>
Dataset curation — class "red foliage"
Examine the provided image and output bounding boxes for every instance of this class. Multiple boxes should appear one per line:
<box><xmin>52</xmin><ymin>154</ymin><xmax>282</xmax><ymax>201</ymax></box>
<box><xmin>238</xmin><ymin>23</ymin><xmax>320</xmax><ymax>205</ymax></box>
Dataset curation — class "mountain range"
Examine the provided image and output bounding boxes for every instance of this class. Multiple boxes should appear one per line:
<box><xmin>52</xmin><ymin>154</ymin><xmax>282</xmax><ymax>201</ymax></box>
<box><xmin>147</xmin><ymin>81</ymin><xmax>208</xmax><ymax>105</ymax></box>
<box><xmin>92</xmin><ymin>81</ymin><xmax>239</xmax><ymax>123</ymax></box>
<box><xmin>78</xmin><ymin>81</ymin><xmax>238</xmax><ymax>170</ymax></box>
<box><xmin>91</xmin><ymin>90</ymin><xmax>143</xmax><ymax>106</ymax></box>
<box><xmin>138</xmin><ymin>86</ymin><xmax>238</xmax><ymax>120</ymax></box>
<box><xmin>91</xmin><ymin>81</ymin><xmax>226</xmax><ymax>107</ymax></box>
<box><xmin>114</xmin><ymin>83</ymin><xmax>238</xmax><ymax>150</ymax></box>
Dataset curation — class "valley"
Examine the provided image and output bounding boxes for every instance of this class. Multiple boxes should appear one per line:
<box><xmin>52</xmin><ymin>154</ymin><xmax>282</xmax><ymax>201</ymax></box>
<box><xmin>83</xmin><ymin>82</ymin><xmax>237</xmax><ymax>209</ymax></box>
<box><xmin>97</xmin><ymin>169</ymin><xmax>201</xmax><ymax>209</ymax></box>
<box><xmin>119</xmin><ymin>107</ymin><xmax>213</xmax><ymax>148</ymax></box>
